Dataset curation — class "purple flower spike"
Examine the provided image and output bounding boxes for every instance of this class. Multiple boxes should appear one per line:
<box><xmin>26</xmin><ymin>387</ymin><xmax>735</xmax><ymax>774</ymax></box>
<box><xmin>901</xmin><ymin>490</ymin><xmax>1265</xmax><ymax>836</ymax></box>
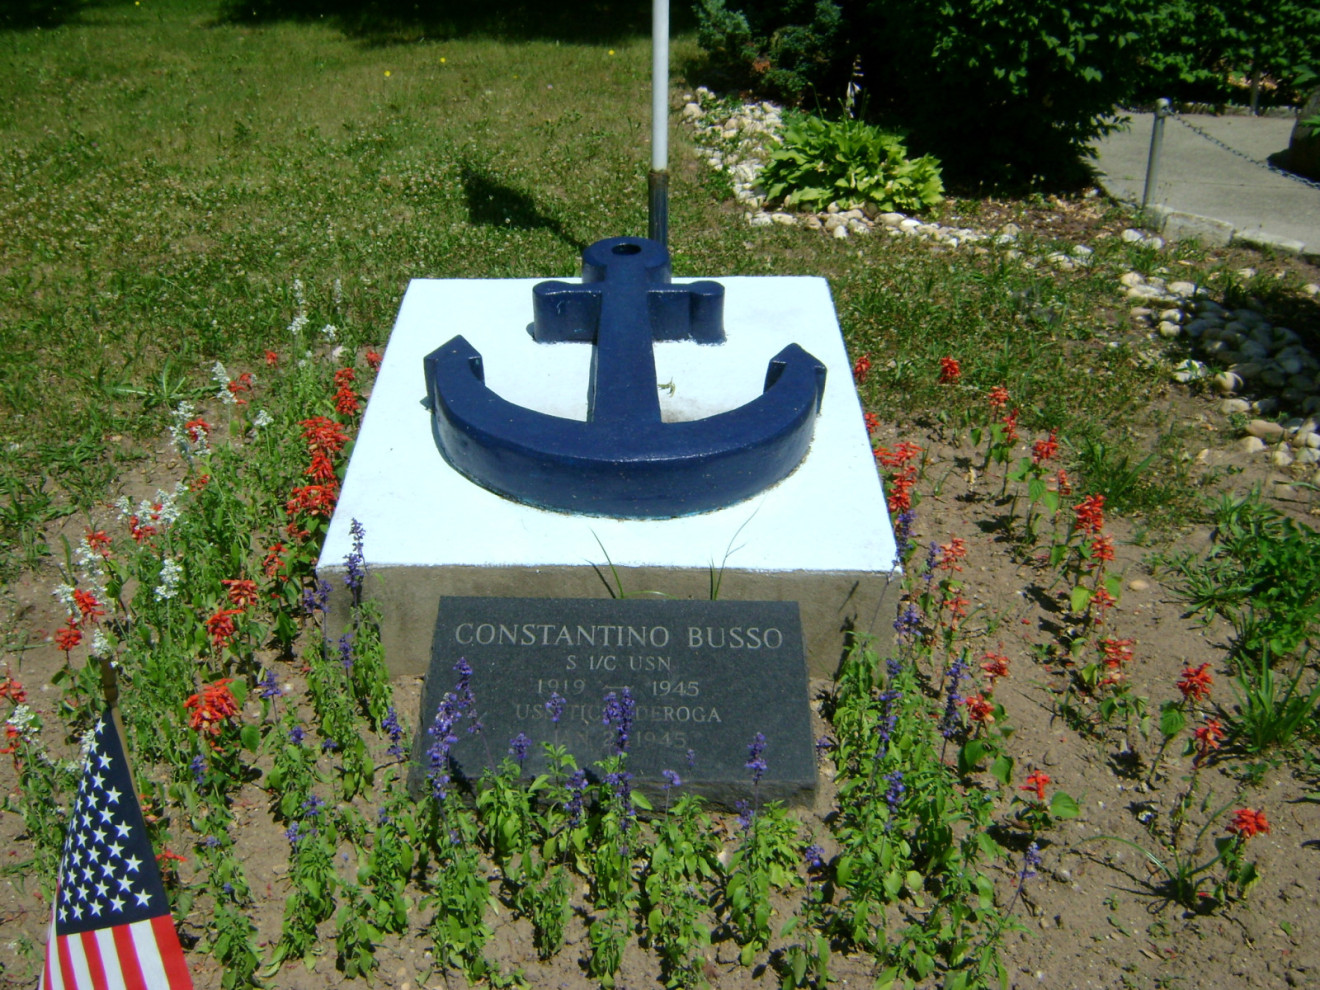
<box><xmin>745</xmin><ymin>732</ymin><xmax>768</xmax><ymax>785</ymax></box>
<box><xmin>344</xmin><ymin>518</ymin><xmax>366</xmax><ymax>595</ymax></box>
<box><xmin>545</xmin><ymin>691</ymin><xmax>566</xmax><ymax>723</ymax></box>
<box><xmin>602</xmin><ymin>688</ymin><xmax>635</xmax><ymax>754</ymax></box>
<box><xmin>662</xmin><ymin>769</ymin><xmax>682</xmax><ymax>790</ymax></box>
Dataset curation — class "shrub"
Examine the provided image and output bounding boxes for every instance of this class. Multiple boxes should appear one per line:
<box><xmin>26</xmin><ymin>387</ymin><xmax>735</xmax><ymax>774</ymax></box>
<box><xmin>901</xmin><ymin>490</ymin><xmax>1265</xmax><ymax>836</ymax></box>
<box><xmin>0</xmin><ymin>0</ymin><xmax>82</xmax><ymax>28</ymax></box>
<box><xmin>760</xmin><ymin>112</ymin><xmax>944</xmax><ymax>213</ymax></box>
<box><xmin>694</xmin><ymin>0</ymin><xmax>845</xmax><ymax>100</ymax></box>
<box><xmin>1138</xmin><ymin>1</ymin><xmax>1320</xmax><ymax>106</ymax></box>
<box><xmin>694</xmin><ymin>0</ymin><xmax>1149</xmax><ymax>187</ymax></box>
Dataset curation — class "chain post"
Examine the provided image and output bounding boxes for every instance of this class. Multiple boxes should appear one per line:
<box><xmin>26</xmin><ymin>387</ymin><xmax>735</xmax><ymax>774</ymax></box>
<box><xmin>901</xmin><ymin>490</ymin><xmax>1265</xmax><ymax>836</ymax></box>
<box><xmin>1141</xmin><ymin>98</ymin><xmax>1170</xmax><ymax>212</ymax></box>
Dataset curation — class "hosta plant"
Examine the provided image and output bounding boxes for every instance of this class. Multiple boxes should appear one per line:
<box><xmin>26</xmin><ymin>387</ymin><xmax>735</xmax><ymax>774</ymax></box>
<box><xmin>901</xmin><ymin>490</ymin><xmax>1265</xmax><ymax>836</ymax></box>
<box><xmin>760</xmin><ymin>113</ymin><xmax>944</xmax><ymax>215</ymax></box>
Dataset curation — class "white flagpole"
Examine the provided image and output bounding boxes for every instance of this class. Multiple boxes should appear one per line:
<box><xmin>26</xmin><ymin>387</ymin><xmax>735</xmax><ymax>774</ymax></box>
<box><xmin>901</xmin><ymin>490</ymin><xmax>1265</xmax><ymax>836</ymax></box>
<box><xmin>648</xmin><ymin>0</ymin><xmax>670</xmax><ymax>247</ymax></box>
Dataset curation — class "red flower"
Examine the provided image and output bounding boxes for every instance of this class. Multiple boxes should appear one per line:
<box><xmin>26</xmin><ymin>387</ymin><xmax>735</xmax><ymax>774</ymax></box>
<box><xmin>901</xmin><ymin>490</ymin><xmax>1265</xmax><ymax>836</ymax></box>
<box><xmin>128</xmin><ymin>514</ymin><xmax>157</xmax><ymax>544</ymax></box>
<box><xmin>1089</xmin><ymin>586</ymin><xmax>1117</xmax><ymax>622</ymax></box>
<box><xmin>72</xmin><ymin>589</ymin><xmax>105</xmax><ymax>624</ymax></box>
<box><xmin>987</xmin><ymin>385</ymin><xmax>1010</xmax><ymax>412</ymax></box>
<box><xmin>1177</xmin><ymin>662</ymin><xmax>1213</xmax><ymax>702</ymax></box>
<box><xmin>190</xmin><ymin>473</ymin><xmax>211</xmax><ymax>491</ymax></box>
<box><xmin>0</xmin><ymin>725</ymin><xmax>20</xmax><ymax>755</ymax></box>
<box><xmin>1031</xmin><ymin>429</ymin><xmax>1059</xmax><ymax>466</ymax></box>
<box><xmin>980</xmin><ymin>652</ymin><xmax>1010</xmax><ymax>687</ymax></box>
<box><xmin>1099</xmin><ymin>637</ymin><xmax>1134</xmax><ymax>670</ymax></box>
<box><xmin>85</xmin><ymin>530</ymin><xmax>112</xmax><ymax>558</ymax></box>
<box><xmin>185</xmin><ymin>678</ymin><xmax>240</xmax><ymax>738</ymax></box>
<box><xmin>1055</xmin><ymin>470</ymin><xmax>1073</xmax><ymax>496</ymax></box>
<box><xmin>334</xmin><ymin>368</ymin><xmax>356</xmax><ymax>387</ymax></box>
<box><xmin>156</xmin><ymin>848</ymin><xmax>187</xmax><ymax>866</ymax></box>
<box><xmin>286</xmin><ymin>483</ymin><xmax>339</xmax><ymax>520</ymax></box>
<box><xmin>0</xmin><ymin>676</ymin><xmax>26</xmax><ymax>703</ymax></box>
<box><xmin>962</xmin><ymin>693</ymin><xmax>995</xmax><ymax>724</ymax></box>
<box><xmin>1074</xmin><ymin>493</ymin><xmax>1105</xmax><ymax>535</ymax></box>
<box><xmin>938</xmin><ymin>357</ymin><xmax>962</xmax><ymax>384</ymax></box>
<box><xmin>1001</xmin><ymin>408</ymin><xmax>1020</xmax><ymax>444</ymax></box>
<box><xmin>864</xmin><ymin>411</ymin><xmax>880</xmax><ymax>434</ymax></box>
<box><xmin>264</xmin><ymin>350</ymin><xmax>280</xmax><ymax>367</ymax></box>
<box><xmin>366</xmin><ymin>349</ymin><xmax>383</xmax><ymax>371</ymax></box>
<box><xmin>334</xmin><ymin>384</ymin><xmax>360</xmax><ymax>416</ymax></box>
<box><xmin>886</xmin><ymin>468</ymin><xmax>916</xmax><ymax>514</ymax></box>
<box><xmin>205</xmin><ymin>608</ymin><xmax>244</xmax><ymax>649</ymax></box>
<box><xmin>227</xmin><ymin>372</ymin><xmax>254</xmax><ymax>405</ymax></box>
<box><xmin>1226</xmin><ymin>807</ymin><xmax>1269</xmax><ymax>839</ymax></box>
<box><xmin>306</xmin><ymin>450</ymin><xmax>338</xmax><ymax>483</ymax></box>
<box><xmin>941</xmin><ymin>594</ymin><xmax>970</xmax><ymax>620</ymax></box>
<box><xmin>936</xmin><ymin>537</ymin><xmax>967</xmax><ymax>571</ymax></box>
<box><xmin>300</xmin><ymin>416</ymin><xmax>348</xmax><ymax>459</ymax></box>
<box><xmin>262</xmin><ymin>543</ymin><xmax>287</xmax><ymax>579</ymax></box>
<box><xmin>184</xmin><ymin>417</ymin><xmax>211</xmax><ymax>443</ymax></box>
<box><xmin>53</xmin><ymin>621</ymin><xmax>82</xmax><ymax>653</ymax></box>
<box><xmin>1020</xmin><ymin>769</ymin><xmax>1050</xmax><ymax>802</ymax></box>
<box><xmin>1089</xmin><ymin>534</ymin><xmax>1115</xmax><ymax>566</ymax></box>
<box><xmin>852</xmin><ymin>354</ymin><xmax>872</xmax><ymax>384</ymax></box>
<box><xmin>1193</xmin><ymin>717</ymin><xmax>1224</xmax><ymax>764</ymax></box>
<box><xmin>874</xmin><ymin>441</ymin><xmax>922</xmax><ymax>469</ymax></box>
<box><xmin>222</xmin><ymin>579</ymin><xmax>259</xmax><ymax>608</ymax></box>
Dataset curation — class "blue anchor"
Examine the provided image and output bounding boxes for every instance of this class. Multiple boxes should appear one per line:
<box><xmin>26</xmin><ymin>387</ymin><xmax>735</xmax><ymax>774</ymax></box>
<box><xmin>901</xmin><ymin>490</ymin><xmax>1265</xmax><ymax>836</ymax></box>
<box><xmin>423</xmin><ymin>236</ymin><xmax>827</xmax><ymax>517</ymax></box>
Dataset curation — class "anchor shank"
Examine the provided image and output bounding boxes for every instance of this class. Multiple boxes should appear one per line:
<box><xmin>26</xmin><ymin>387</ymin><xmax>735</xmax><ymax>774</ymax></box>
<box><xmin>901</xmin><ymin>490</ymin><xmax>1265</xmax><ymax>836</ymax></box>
<box><xmin>589</xmin><ymin>288</ymin><xmax>663</xmax><ymax>425</ymax></box>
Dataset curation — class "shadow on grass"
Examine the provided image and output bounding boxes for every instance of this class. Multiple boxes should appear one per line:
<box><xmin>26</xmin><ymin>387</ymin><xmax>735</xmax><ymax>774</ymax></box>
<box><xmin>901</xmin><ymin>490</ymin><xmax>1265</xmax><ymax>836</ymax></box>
<box><xmin>218</xmin><ymin>0</ymin><xmax>697</xmax><ymax>46</ymax></box>
<box><xmin>460</xmin><ymin>164</ymin><xmax>585</xmax><ymax>252</ymax></box>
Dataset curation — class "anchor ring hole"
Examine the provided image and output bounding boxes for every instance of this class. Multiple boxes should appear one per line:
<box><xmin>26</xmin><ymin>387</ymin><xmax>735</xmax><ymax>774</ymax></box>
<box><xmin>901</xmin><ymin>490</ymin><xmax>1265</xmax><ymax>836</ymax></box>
<box><xmin>611</xmin><ymin>243</ymin><xmax>643</xmax><ymax>255</ymax></box>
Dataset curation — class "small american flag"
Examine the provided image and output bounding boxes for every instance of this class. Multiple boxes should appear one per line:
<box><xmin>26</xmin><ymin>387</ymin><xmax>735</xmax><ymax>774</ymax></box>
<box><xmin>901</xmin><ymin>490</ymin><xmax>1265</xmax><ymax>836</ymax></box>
<box><xmin>40</xmin><ymin>709</ymin><xmax>193</xmax><ymax>990</ymax></box>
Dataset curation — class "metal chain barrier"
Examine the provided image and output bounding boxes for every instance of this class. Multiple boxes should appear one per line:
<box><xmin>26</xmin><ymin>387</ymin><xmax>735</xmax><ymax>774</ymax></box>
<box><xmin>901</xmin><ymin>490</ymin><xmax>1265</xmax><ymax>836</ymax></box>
<box><xmin>1166</xmin><ymin>106</ymin><xmax>1320</xmax><ymax>194</ymax></box>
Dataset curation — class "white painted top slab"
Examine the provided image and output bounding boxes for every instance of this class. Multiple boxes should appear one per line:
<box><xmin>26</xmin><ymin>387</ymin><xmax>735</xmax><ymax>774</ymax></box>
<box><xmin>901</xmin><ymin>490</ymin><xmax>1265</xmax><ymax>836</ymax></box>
<box><xmin>319</xmin><ymin>276</ymin><xmax>895</xmax><ymax>574</ymax></box>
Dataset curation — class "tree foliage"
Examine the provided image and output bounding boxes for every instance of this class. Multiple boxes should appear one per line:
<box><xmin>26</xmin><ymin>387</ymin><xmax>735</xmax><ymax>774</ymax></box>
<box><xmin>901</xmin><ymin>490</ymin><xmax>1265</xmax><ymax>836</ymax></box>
<box><xmin>693</xmin><ymin>0</ymin><xmax>1320</xmax><ymax>187</ymax></box>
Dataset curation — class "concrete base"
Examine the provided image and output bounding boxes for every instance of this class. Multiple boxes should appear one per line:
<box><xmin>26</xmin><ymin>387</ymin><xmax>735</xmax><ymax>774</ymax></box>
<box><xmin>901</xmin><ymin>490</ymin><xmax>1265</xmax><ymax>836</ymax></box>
<box><xmin>317</xmin><ymin>275</ymin><xmax>899</xmax><ymax>680</ymax></box>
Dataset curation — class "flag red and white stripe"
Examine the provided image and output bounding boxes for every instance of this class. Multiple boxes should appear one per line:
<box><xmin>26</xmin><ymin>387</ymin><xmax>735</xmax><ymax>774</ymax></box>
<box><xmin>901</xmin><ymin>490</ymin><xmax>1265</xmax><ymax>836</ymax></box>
<box><xmin>39</xmin><ymin>710</ymin><xmax>193</xmax><ymax>990</ymax></box>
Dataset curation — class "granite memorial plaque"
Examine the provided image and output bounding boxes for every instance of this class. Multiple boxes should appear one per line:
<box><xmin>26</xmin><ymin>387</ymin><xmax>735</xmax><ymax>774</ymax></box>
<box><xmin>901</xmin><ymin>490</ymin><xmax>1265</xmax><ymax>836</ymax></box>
<box><xmin>411</xmin><ymin>596</ymin><xmax>816</xmax><ymax>807</ymax></box>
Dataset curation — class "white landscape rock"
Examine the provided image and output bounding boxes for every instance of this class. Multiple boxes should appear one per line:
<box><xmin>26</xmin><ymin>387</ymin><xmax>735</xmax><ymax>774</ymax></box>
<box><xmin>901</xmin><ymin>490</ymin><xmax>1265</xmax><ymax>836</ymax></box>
<box><xmin>1247</xmin><ymin>419</ymin><xmax>1287</xmax><ymax>440</ymax></box>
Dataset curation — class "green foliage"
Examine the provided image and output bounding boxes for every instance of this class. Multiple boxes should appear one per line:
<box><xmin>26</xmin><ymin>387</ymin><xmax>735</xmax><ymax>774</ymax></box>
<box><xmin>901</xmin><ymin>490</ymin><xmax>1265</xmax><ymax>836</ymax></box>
<box><xmin>1227</xmin><ymin>647</ymin><xmax>1320</xmax><ymax>754</ymax></box>
<box><xmin>760</xmin><ymin>113</ymin><xmax>944</xmax><ymax>214</ymax></box>
<box><xmin>1139</xmin><ymin>1</ymin><xmax>1320</xmax><ymax>104</ymax></box>
<box><xmin>0</xmin><ymin>0</ymin><xmax>81</xmax><ymax>28</ymax></box>
<box><xmin>695</xmin><ymin>0</ymin><xmax>1148</xmax><ymax>185</ymax></box>
<box><xmin>1167</xmin><ymin>491</ymin><xmax>1320</xmax><ymax>665</ymax></box>
<box><xmin>694</xmin><ymin>0</ymin><xmax>843</xmax><ymax>100</ymax></box>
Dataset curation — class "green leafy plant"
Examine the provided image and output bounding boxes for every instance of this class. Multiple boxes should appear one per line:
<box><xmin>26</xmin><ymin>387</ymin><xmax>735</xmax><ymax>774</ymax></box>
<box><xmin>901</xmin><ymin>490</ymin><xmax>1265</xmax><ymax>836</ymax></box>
<box><xmin>1227</xmin><ymin>646</ymin><xmax>1320</xmax><ymax>754</ymax></box>
<box><xmin>1086</xmin><ymin>796</ymin><xmax>1268</xmax><ymax>912</ymax></box>
<box><xmin>760</xmin><ymin>113</ymin><xmax>944</xmax><ymax>214</ymax></box>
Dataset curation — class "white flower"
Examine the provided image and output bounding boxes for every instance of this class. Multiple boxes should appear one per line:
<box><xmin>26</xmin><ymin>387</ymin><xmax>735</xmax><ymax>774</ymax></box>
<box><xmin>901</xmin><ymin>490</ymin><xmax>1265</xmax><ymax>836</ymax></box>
<box><xmin>154</xmin><ymin>557</ymin><xmax>184</xmax><ymax>601</ymax></box>
<box><xmin>52</xmin><ymin>584</ymin><xmax>75</xmax><ymax>608</ymax></box>
<box><xmin>78</xmin><ymin>726</ymin><xmax>96</xmax><ymax>761</ymax></box>
<box><xmin>7</xmin><ymin>704</ymin><xmax>36</xmax><ymax>736</ymax></box>
<box><xmin>91</xmin><ymin>628</ymin><xmax>112</xmax><ymax>656</ymax></box>
<box><xmin>154</xmin><ymin>484</ymin><xmax>186</xmax><ymax>526</ymax></box>
<box><xmin>320</xmin><ymin>323</ymin><xmax>338</xmax><ymax>342</ymax></box>
<box><xmin>74</xmin><ymin>538</ymin><xmax>106</xmax><ymax>583</ymax></box>
<box><xmin>253</xmin><ymin>409</ymin><xmax>273</xmax><ymax>429</ymax></box>
<box><xmin>288</xmin><ymin>312</ymin><xmax>309</xmax><ymax>336</ymax></box>
<box><xmin>167</xmin><ymin>401</ymin><xmax>208</xmax><ymax>455</ymax></box>
<box><xmin>332</xmin><ymin>277</ymin><xmax>343</xmax><ymax>307</ymax></box>
<box><xmin>114</xmin><ymin>496</ymin><xmax>132</xmax><ymax>518</ymax></box>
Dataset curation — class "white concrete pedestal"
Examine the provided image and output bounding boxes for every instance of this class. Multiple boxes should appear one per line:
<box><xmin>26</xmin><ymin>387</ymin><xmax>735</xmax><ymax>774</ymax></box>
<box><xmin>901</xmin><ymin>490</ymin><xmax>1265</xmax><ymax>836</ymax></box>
<box><xmin>317</xmin><ymin>275</ymin><xmax>898</xmax><ymax>679</ymax></box>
